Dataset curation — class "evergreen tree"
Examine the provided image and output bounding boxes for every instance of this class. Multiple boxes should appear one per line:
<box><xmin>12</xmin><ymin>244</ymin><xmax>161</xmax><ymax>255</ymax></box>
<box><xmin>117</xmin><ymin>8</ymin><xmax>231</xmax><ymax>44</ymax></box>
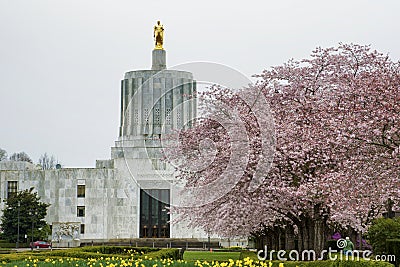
<box><xmin>1</xmin><ymin>188</ymin><xmax>50</xmax><ymax>243</ymax></box>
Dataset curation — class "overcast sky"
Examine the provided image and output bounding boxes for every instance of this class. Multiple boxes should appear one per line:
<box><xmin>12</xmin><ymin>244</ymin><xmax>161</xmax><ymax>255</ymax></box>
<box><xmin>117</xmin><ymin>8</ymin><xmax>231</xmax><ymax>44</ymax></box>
<box><xmin>1</xmin><ymin>0</ymin><xmax>399</xmax><ymax>167</ymax></box>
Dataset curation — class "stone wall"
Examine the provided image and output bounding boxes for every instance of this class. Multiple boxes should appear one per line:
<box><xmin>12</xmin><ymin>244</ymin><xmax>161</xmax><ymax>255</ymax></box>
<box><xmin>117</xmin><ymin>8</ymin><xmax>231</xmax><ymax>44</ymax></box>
<box><xmin>0</xmin><ymin>48</ymin><xmax>206</xmax><ymax>242</ymax></box>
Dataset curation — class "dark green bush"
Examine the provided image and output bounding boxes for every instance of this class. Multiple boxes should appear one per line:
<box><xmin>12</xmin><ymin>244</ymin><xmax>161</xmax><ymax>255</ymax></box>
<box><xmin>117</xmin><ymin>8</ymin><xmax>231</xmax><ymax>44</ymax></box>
<box><xmin>239</xmin><ymin>250</ymin><xmax>258</xmax><ymax>260</ymax></box>
<box><xmin>0</xmin><ymin>242</ymin><xmax>29</xmax><ymax>248</ymax></box>
<box><xmin>367</xmin><ymin>218</ymin><xmax>400</xmax><ymax>254</ymax></box>
<box><xmin>80</xmin><ymin>246</ymin><xmax>159</xmax><ymax>255</ymax></box>
<box><xmin>142</xmin><ymin>248</ymin><xmax>181</xmax><ymax>260</ymax></box>
<box><xmin>386</xmin><ymin>239</ymin><xmax>400</xmax><ymax>267</ymax></box>
<box><xmin>0</xmin><ymin>253</ymin><xmax>53</xmax><ymax>263</ymax></box>
<box><xmin>0</xmin><ymin>247</ymin><xmax>181</xmax><ymax>262</ymax></box>
<box><xmin>30</xmin><ymin>249</ymin><xmax>130</xmax><ymax>260</ymax></box>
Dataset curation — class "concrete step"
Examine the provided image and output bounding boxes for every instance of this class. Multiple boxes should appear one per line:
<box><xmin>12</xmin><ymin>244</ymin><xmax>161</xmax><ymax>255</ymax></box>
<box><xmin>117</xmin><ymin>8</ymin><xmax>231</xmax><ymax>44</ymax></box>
<box><xmin>80</xmin><ymin>238</ymin><xmax>220</xmax><ymax>249</ymax></box>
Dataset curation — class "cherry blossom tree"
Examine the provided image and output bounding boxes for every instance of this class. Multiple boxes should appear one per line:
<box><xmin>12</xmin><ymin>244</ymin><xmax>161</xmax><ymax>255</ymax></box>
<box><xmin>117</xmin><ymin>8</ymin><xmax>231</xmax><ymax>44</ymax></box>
<box><xmin>165</xmin><ymin>43</ymin><xmax>400</xmax><ymax>252</ymax></box>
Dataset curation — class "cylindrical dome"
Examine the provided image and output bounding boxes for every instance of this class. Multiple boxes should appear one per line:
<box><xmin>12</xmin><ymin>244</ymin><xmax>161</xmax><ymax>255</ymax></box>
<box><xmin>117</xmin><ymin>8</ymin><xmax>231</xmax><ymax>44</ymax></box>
<box><xmin>117</xmin><ymin>50</ymin><xmax>197</xmax><ymax>147</ymax></box>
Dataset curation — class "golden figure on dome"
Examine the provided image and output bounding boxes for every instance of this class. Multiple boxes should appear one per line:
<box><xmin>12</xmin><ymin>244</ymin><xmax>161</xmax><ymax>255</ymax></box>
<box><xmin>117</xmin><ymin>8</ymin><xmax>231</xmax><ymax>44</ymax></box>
<box><xmin>153</xmin><ymin>20</ymin><xmax>164</xmax><ymax>50</ymax></box>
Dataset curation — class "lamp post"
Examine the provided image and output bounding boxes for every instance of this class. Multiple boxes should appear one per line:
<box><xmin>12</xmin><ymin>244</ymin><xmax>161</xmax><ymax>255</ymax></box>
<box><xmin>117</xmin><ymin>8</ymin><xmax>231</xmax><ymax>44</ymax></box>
<box><xmin>16</xmin><ymin>201</ymin><xmax>20</xmax><ymax>249</ymax></box>
<box><xmin>29</xmin><ymin>210</ymin><xmax>36</xmax><ymax>251</ymax></box>
<box><xmin>206</xmin><ymin>227</ymin><xmax>211</xmax><ymax>251</ymax></box>
<box><xmin>31</xmin><ymin>213</ymin><xmax>33</xmax><ymax>250</ymax></box>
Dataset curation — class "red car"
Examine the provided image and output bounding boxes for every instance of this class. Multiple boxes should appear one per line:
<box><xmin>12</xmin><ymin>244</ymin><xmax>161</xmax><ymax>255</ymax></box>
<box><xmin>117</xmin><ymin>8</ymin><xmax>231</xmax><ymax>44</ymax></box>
<box><xmin>30</xmin><ymin>241</ymin><xmax>52</xmax><ymax>248</ymax></box>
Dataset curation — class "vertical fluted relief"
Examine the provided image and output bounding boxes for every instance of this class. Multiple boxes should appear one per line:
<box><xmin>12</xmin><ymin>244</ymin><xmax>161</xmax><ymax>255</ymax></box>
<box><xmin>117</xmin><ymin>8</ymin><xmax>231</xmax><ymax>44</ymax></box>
<box><xmin>113</xmin><ymin>49</ymin><xmax>197</xmax><ymax>159</ymax></box>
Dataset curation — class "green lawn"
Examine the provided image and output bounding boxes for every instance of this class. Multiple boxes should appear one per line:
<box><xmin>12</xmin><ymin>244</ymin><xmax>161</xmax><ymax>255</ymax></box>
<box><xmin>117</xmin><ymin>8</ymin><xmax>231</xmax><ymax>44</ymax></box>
<box><xmin>183</xmin><ymin>251</ymin><xmax>241</xmax><ymax>261</ymax></box>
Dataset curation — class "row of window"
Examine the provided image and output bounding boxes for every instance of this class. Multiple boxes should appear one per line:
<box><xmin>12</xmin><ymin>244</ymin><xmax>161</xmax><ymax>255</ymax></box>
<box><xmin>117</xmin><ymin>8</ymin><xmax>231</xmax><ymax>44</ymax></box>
<box><xmin>6</xmin><ymin>182</ymin><xmax>86</xmax><ymax>199</ymax></box>
<box><xmin>6</xmin><ymin>182</ymin><xmax>95</xmax><ymax>236</ymax></box>
<box><xmin>132</xmin><ymin>108</ymin><xmax>186</xmax><ymax>125</ymax></box>
<box><xmin>7</xmin><ymin>182</ymin><xmax>86</xmax><ymax>231</ymax></box>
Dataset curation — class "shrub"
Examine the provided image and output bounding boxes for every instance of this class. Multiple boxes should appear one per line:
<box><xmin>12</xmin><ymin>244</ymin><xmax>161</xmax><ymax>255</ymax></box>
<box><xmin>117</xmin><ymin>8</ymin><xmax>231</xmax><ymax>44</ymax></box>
<box><xmin>0</xmin><ymin>253</ymin><xmax>52</xmax><ymax>263</ymax></box>
<box><xmin>80</xmin><ymin>246</ymin><xmax>159</xmax><ymax>255</ymax></box>
<box><xmin>367</xmin><ymin>218</ymin><xmax>400</xmax><ymax>254</ymax></box>
<box><xmin>240</xmin><ymin>250</ymin><xmax>258</xmax><ymax>260</ymax></box>
<box><xmin>0</xmin><ymin>242</ymin><xmax>29</xmax><ymax>248</ymax></box>
<box><xmin>386</xmin><ymin>239</ymin><xmax>400</xmax><ymax>267</ymax></box>
<box><xmin>0</xmin><ymin>247</ymin><xmax>181</xmax><ymax>262</ymax></box>
<box><xmin>229</xmin><ymin>246</ymin><xmax>243</xmax><ymax>251</ymax></box>
<box><xmin>142</xmin><ymin>248</ymin><xmax>181</xmax><ymax>260</ymax></box>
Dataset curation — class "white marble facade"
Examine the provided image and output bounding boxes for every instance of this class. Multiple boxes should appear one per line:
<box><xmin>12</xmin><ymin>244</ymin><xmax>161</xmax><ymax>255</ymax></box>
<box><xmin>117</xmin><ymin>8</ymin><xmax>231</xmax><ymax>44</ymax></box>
<box><xmin>0</xmin><ymin>49</ymin><xmax>205</xmax><ymax>242</ymax></box>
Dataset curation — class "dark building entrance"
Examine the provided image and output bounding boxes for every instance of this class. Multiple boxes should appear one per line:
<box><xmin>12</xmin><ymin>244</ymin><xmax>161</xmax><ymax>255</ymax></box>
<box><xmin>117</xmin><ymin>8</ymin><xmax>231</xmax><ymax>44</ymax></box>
<box><xmin>140</xmin><ymin>189</ymin><xmax>170</xmax><ymax>238</ymax></box>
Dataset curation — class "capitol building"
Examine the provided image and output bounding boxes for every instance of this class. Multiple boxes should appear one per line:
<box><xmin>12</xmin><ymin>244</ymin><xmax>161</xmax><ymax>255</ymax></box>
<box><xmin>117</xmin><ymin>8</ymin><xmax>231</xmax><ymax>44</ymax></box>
<box><xmin>0</xmin><ymin>23</ymin><xmax>210</xmax><ymax>245</ymax></box>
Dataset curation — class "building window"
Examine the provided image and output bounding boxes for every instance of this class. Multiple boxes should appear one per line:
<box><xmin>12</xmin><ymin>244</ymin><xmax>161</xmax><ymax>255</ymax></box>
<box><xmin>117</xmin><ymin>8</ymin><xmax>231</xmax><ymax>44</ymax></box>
<box><xmin>77</xmin><ymin>185</ymin><xmax>85</xmax><ymax>198</ymax></box>
<box><xmin>144</xmin><ymin>108</ymin><xmax>149</xmax><ymax>122</ymax></box>
<box><xmin>77</xmin><ymin>206</ymin><xmax>85</xmax><ymax>217</ymax></box>
<box><xmin>176</xmin><ymin>111</ymin><xmax>181</xmax><ymax>127</ymax></box>
<box><xmin>7</xmin><ymin>181</ymin><xmax>18</xmax><ymax>199</ymax></box>
<box><xmin>134</xmin><ymin>109</ymin><xmax>139</xmax><ymax>123</ymax></box>
<box><xmin>80</xmin><ymin>224</ymin><xmax>85</xmax><ymax>234</ymax></box>
<box><xmin>155</xmin><ymin>108</ymin><xmax>160</xmax><ymax>124</ymax></box>
<box><xmin>166</xmin><ymin>108</ymin><xmax>171</xmax><ymax>124</ymax></box>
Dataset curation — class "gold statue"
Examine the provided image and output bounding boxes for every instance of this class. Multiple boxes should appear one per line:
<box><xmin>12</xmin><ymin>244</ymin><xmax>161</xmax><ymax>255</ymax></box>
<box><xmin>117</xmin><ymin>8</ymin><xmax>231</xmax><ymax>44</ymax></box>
<box><xmin>153</xmin><ymin>20</ymin><xmax>164</xmax><ymax>50</ymax></box>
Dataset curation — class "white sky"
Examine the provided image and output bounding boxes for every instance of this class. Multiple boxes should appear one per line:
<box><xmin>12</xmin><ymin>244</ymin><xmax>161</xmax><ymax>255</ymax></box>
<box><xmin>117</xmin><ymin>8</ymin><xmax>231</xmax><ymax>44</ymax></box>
<box><xmin>1</xmin><ymin>0</ymin><xmax>399</xmax><ymax>167</ymax></box>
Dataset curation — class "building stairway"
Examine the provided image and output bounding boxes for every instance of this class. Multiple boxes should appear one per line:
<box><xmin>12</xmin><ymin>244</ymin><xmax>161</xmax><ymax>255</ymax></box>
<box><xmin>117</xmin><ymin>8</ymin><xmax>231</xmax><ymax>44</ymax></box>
<box><xmin>80</xmin><ymin>238</ymin><xmax>220</xmax><ymax>249</ymax></box>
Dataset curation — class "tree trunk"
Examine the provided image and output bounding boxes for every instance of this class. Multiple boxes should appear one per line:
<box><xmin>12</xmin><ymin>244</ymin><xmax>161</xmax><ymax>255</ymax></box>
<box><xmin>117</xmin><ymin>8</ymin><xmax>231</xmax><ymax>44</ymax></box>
<box><xmin>285</xmin><ymin>226</ymin><xmax>296</xmax><ymax>250</ymax></box>
<box><xmin>298</xmin><ymin>226</ymin><xmax>304</xmax><ymax>251</ymax></box>
<box><xmin>277</xmin><ymin>229</ymin><xmax>282</xmax><ymax>249</ymax></box>
<box><xmin>303</xmin><ymin>219</ymin><xmax>310</xmax><ymax>250</ymax></box>
<box><xmin>313</xmin><ymin>220</ymin><xmax>326</xmax><ymax>254</ymax></box>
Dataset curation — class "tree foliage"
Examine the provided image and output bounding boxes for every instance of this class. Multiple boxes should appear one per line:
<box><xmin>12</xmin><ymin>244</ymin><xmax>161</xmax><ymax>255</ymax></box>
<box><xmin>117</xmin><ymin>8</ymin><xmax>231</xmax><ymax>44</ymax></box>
<box><xmin>166</xmin><ymin>44</ymin><xmax>400</xmax><ymax>251</ymax></box>
<box><xmin>9</xmin><ymin>152</ymin><xmax>33</xmax><ymax>163</ymax></box>
<box><xmin>0</xmin><ymin>188</ymin><xmax>50</xmax><ymax>242</ymax></box>
<box><xmin>0</xmin><ymin>148</ymin><xmax>7</xmax><ymax>161</ymax></box>
<box><xmin>38</xmin><ymin>153</ymin><xmax>58</xmax><ymax>170</ymax></box>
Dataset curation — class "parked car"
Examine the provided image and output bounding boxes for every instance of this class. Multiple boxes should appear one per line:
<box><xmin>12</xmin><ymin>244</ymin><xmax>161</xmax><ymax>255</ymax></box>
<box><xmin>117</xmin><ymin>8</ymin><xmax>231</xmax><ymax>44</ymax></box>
<box><xmin>30</xmin><ymin>241</ymin><xmax>52</xmax><ymax>248</ymax></box>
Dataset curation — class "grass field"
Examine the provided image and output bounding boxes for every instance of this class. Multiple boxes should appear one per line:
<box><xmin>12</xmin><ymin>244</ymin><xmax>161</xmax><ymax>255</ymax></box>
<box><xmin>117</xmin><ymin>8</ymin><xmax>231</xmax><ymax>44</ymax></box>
<box><xmin>0</xmin><ymin>246</ymin><xmax>394</xmax><ymax>267</ymax></box>
<box><xmin>183</xmin><ymin>251</ymin><xmax>241</xmax><ymax>261</ymax></box>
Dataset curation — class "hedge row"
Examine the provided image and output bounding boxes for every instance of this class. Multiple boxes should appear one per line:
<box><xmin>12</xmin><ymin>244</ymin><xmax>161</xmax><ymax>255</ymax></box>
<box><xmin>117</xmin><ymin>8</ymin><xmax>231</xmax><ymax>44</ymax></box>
<box><xmin>0</xmin><ymin>247</ymin><xmax>181</xmax><ymax>262</ymax></box>
<box><xmin>143</xmin><ymin>248</ymin><xmax>182</xmax><ymax>260</ymax></box>
<box><xmin>79</xmin><ymin>246</ymin><xmax>159</xmax><ymax>255</ymax></box>
<box><xmin>0</xmin><ymin>242</ymin><xmax>29</xmax><ymax>248</ymax></box>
